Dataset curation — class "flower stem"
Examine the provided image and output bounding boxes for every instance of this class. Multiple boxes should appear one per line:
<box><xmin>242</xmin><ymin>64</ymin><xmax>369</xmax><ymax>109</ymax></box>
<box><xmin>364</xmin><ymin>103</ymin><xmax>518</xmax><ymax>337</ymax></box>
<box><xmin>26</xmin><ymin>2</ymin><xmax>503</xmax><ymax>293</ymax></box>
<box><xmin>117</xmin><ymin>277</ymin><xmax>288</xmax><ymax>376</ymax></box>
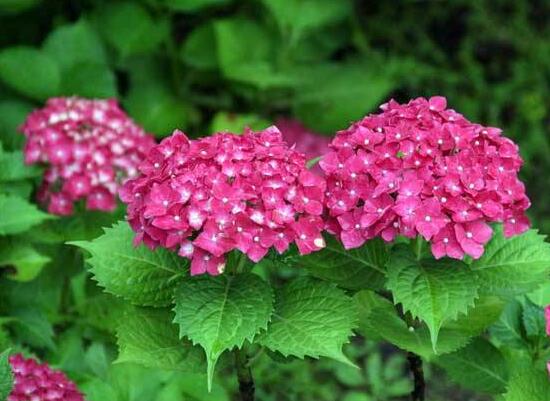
<box><xmin>407</xmin><ymin>352</ymin><xmax>425</xmax><ymax>401</ymax></box>
<box><xmin>234</xmin><ymin>347</ymin><xmax>255</xmax><ymax>401</ymax></box>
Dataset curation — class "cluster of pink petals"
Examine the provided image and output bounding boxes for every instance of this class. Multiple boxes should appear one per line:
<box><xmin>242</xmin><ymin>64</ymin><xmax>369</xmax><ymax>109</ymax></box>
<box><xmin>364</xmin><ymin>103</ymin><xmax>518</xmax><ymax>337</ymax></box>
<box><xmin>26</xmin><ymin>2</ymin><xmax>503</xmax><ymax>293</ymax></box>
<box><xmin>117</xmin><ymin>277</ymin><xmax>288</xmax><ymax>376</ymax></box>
<box><xmin>546</xmin><ymin>306</ymin><xmax>550</xmax><ymax>375</ymax></box>
<box><xmin>8</xmin><ymin>354</ymin><xmax>84</xmax><ymax>401</ymax></box>
<box><xmin>276</xmin><ymin>118</ymin><xmax>330</xmax><ymax>172</ymax></box>
<box><xmin>120</xmin><ymin>127</ymin><xmax>327</xmax><ymax>276</ymax></box>
<box><xmin>21</xmin><ymin>97</ymin><xmax>155</xmax><ymax>216</ymax></box>
<box><xmin>320</xmin><ymin>96</ymin><xmax>530</xmax><ymax>260</ymax></box>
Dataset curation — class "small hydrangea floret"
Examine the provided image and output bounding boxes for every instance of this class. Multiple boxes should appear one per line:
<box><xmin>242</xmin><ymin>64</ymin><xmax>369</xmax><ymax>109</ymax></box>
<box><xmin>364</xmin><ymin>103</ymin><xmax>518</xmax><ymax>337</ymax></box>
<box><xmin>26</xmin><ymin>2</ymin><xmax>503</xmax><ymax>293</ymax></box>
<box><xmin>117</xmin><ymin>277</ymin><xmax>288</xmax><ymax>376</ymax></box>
<box><xmin>21</xmin><ymin>97</ymin><xmax>155</xmax><ymax>215</ymax></box>
<box><xmin>120</xmin><ymin>127</ymin><xmax>327</xmax><ymax>276</ymax></box>
<box><xmin>276</xmin><ymin>118</ymin><xmax>330</xmax><ymax>167</ymax></box>
<box><xmin>8</xmin><ymin>354</ymin><xmax>84</xmax><ymax>401</ymax></box>
<box><xmin>321</xmin><ymin>96</ymin><xmax>530</xmax><ymax>260</ymax></box>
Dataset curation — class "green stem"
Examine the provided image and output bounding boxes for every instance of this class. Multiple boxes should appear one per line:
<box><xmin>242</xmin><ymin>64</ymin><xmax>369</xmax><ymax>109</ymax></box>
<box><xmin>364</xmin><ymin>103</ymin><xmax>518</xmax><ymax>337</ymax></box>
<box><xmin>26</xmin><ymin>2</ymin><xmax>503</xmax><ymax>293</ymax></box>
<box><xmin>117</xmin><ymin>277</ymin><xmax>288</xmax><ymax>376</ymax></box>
<box><xmin>407</xmin><ymin>352</ymin><xmax>425</xmax><ymax>401</ymax></box>
<box><xmin>414</xmin><ymin>236</ymin><xmax>424</xmax><ymax>260</ymax></box>
<box><xmin>234</xmin><ymin>347</ymin><xmax>255</xmax><ymax>401</ymax></box>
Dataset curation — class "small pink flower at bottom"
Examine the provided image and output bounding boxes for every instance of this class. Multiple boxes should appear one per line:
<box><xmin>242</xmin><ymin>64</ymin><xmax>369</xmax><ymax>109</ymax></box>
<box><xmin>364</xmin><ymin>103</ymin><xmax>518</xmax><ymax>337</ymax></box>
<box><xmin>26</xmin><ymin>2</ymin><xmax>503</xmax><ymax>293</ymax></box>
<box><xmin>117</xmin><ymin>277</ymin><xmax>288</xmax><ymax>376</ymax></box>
<box><xmin>545</xmin><ymin>306</ymin><xmax>550</xmax><ymax>336</ymax></box>
<box><xmin>8</xmin><ymin>354</ymin><xmax>84</xmax><ymax>401</ymax></box>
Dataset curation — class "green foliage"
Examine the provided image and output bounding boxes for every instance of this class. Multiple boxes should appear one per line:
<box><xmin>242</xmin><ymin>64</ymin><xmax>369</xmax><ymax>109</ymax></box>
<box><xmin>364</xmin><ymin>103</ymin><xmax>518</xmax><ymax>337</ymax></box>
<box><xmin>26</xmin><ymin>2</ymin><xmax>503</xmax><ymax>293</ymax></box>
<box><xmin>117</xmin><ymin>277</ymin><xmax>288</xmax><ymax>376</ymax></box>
<box><xmin>0</xmin><ymin>238</ymin><xmax>50</xmax><ymax>281</ymax></box>
<box><xmin>472</xmin><ymin>226</ymin><xmax>550</xmax><ymax>295</ymax></box>
<box><xmin>0</xmin><ymin>46</ymin><xmax>60</xmax><ymax>100</ymax></box>
<box><xmin>503</xmin><ymin>367</ymin><xmax>550</xmax><ymax>401</ymax></box>
<box><xmin>116</xmin><ymin>306</ymin><xmax>205</xmax><ymax>372</ymax></box>
<box><xmin>71</xmin><ymin>221</ymin><xmax>186</xmax><ymax>307</ymax></box>
<box><xmin>0</xmin><ymin>194</ymin><xmax>53</xmax><ymax>235</ymax></box>
<box><xmin>257</xmin><ymin>277</ymin><xmax>356</xmax><ymax>366</ymax></box>
<box><xmin>436</xmin><ymin>338</ymin><xmax>509</xmax><ymax>394</ymax></box>
<box><xmin>294</xmin><ymin>236</ymin><xmax>387</xmax><ymax>290</ymax></box>
<box><xmin>173</xmin><ymin>273</ymin><xmax>273</xmax><ymax>388</ymax></box>
<box><xmin>0</xmin><ymin>349</ymin><xmax>13</xmax><ymax>401</ymax></box>
<box><xmin>385</xmin><ymin>246</ymin><xmax>478</xmax><ymax>349</ymax></box>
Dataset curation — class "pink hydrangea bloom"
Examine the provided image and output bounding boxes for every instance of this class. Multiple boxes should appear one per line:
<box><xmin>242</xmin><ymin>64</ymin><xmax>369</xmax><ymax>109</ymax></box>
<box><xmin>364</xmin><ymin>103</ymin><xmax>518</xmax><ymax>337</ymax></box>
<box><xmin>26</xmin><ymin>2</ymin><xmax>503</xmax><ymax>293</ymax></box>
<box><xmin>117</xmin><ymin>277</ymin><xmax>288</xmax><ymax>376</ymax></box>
<box><xmin>321</xmin><ymin>96</ymin><xmax>530</xmax><ymax>260</ymax></box>
<box><xmin>8</xmin><ymin>354</ymin><xmax>84</xmax><ymax>401</ymax></box>
<box><xmin>276</xmin><ymin>118</ymin><xmax>330</xmax><ymax>170</ymax></box>
<box><xmin>545</xmin><ymin>306</ymin><xmax>550</xmax><ymax>337</ymax></box>
<box><xmin>21</xmin><ymin>97</ymin><xmax>155</xmax><ymax>216</ymax></box>
<box><xmin>120</xmin><ymin>127</ymin><xmax>327</xmax><ymax>276</ymax></box>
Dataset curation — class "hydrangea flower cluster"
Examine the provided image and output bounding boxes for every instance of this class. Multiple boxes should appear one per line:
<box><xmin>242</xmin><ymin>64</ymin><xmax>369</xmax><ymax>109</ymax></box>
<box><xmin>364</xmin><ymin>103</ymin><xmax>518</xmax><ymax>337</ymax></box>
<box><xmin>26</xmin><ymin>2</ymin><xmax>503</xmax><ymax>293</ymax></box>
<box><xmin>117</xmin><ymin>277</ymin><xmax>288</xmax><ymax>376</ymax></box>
<box><xmin>320</xmin><ymin>96</ymin><xmax>530</xmax><ymax>260</ymax></box>
<box><xmin>276</xmin><ymin>118</ymin><xmax>330</xmax><ymax>170</ymax></box>
<box><xmin>8</xmin><ymin>354</ymin><xmax>84</xmax><ymax>401</ymax></box>
<box><xmin>21</xmin><ymin>97</ymin><xmax>155</xmax><ymax>216</ymax></box>
<box><xmin>120</xmin><ymin>127</ymin><xmax>327</xmax><ymax>276</ymax></box>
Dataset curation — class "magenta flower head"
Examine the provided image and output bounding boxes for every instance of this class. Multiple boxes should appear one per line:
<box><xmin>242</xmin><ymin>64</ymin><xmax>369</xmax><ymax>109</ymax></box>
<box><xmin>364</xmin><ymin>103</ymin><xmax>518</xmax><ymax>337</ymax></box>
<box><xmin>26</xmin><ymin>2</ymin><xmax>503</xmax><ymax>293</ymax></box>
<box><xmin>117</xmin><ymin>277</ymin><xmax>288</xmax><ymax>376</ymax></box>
<box><xmin>321</xmin><ymin>96</ymin><xmax>530</xmax><ymax>260</ymax></box>
<box><xmin>20</xmin><ymin>97</ymin><xmax>155</xmax><ymax>216</ymax></box>
<box><xmin>8</xmin><ymin>354</ymin><xmax>84</xmax><ymax>401</ymax></box>
<box><xmin>120</xmin><ymin>127</ymin><xmax>327</xmax><ymax>276</ymax></box>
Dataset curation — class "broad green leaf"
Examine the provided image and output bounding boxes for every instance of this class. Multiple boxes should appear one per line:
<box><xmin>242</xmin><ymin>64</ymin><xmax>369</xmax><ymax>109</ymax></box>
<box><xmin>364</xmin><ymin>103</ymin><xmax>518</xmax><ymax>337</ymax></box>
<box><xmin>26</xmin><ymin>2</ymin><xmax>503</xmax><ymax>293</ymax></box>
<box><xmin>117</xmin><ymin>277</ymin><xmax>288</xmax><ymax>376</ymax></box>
<box><xmin>257</xmin><ymin>277</ymin><xmax>356</xmax><ymax>366</ymax></box>
<box><xmin>0</xmin><ymin>47</ymin><xmax>60</xmax><ymax>100</ymax></box>
<box><xmin>385</xmin><ymin>246</ymin><xmax>478</xmax><ymax>349</ymax></box>
<box><xmin>42</xmin><ymin>19</ymin><xmax>107</xmax><ymax>70</ymax></box>
<box><xmin>0</xmin><ymin>150</ymin><xmax>41</xmax><ymax>181</ymax></box>
<box><xmin>70</xmin><ymin>221</ymin><xmax>186</xmax><ymax>307</ymax></box>
<box><xmin>125</xmin><ymin>83</ymin><xmax>188</xmax><ymax>137</ymax></box>
<box><xmin>262</xmin><ymin>0</ymin><xmax>351</xmax><ymax>43</ymax></box>
<box><xmin>162</xmin><ymin>0</ymin><xmax>231</xmax><ymax>12</ymax></box>
<box><xmin>436</xmin><ymin>338</ymin><xmax>509</xmax><ymax>394</ymax></box>
<box><xmin>0</xmin><ymin>349</ymin><xmax>12</xmax><ymax>401</ymax></box>
<box><xmin>85</xmin><ymin>343</ymin><xmax>110</xmax><ymax>380</ymax></box>
<box><xmin>116</xmin><ymin>306</ymin><xmax>205</xmax><ymax>372</ymax></box>
<box><xmin>0</xmin><ymin>100</ymin><xmax>33</xmax><ymax>150</ymax></box>
<box><xmin>356</xmin><ymin>291</ymin><xmax>473</xmax><ymax>359</ymax></box>
<box><xmin>0</xmin><ymin>194</ymin><xmax>53</xmax><ymax>235</ymax></box>
<box><xmin>503</xmin><ymin>367</ymin><xmax>550</xmax><ymax>401</ymax></box>
<box><xmin>156</xmin><ymin>374</ymin><xmax>229</xmax><ymax>401</ymax></box>
<box><xmin>173</xmin><ymin>273</ymin><xmax>273</xmax><ymax>389</ymax></box>
<box><xmin>489</xmin><ymin>300</ymin><xmax>526</xmax><ymax>348</ymax></box>
<box><xmin>527</xmin><ymin>282</ymin><xmax>550</xmax><ymax>306</ymax></box>
<box><xmin>60</xmin><ymin>62</ymin><xmax>117</xmax><ymax>98</ymax></box>
<box><xmin>95</xmin><ymin>2</ymin><xmax>168</xmax><ymax>57</ymax></box>
<box><xmin>521</xmin><ymin>299</ymin><xmax>546</xmax><ymax>338</ymax></box>
<box><xmin>11</xmin><ymin>308</ymin><xmax>55</xmax><ymax>349</ymax></box>
<box><xmin>471</xmin><ymin>226</ymin><xmax>550</xmax><ymax>295</ymax></box>
<box><xmin>293</xmin><ymin>235</ymin><xmax>387</xmax><ymax>290</ymax></box>
<box><xmin>0</xmin><ymin>239</ymin><xmax>50</xmax><ymax>281</ymax></box>
<box><xmin>180</xmin><ymin>23</ymin><xmax>218</xmax><ymax>69</ymax></box>
<box><xmin>293</xmin><ymin>63</ymin><xmax>393</xmax><ymax>133</ymax></box>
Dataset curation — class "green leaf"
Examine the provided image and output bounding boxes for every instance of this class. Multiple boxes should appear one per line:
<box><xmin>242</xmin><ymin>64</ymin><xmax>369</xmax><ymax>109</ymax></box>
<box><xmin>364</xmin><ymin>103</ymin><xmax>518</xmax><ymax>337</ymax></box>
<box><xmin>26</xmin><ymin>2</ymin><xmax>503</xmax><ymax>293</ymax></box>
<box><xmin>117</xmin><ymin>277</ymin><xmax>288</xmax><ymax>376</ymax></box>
<box><xmin>293</xmin><ymin>235</ymin><xmax>387</xmax><ymax>290</ymax></box>
<box><xmin>262</xmin><ymin>0</ymin><xmax>351</xmax><ymax>42</ymax></box>
<box><xmin>527</xmin><ymin>282</ymin><xmax>550</xmax><ymax>306</ymax></box>
<box><xmin>503</xmin><ymin>367</ymin><xmax>550</xmax><ymax>401</ymax></box>
<box><xmin>173</xmin><ymin>273</ymin><xmax>273</xmax><ymax>389</ymax></box>
<box><xmin>116</xmin><ymin>306</ymin><xmax>205</xmax><ymax>372</ymax></box>
<box><xmin>70</xmin><ymin>221</ymin><xmax>186</xmax><ymax>307</ymax></box>
<box><xmin>436</xmin><ymin>338</ymin><xmax>509</xmax><ymax>394</ymax></box>
<box><xmin>180</xmin><ymin>23</ymin><xmax>218</xmax><ymax>69</ymax></box>
<box><xmin>489</xmin><ymin>300</ymin><xmax>526</xmax><ymax>348</ymax></box>
<box><xmin>0</xmin><ymin>239</ymin><xmax>50</xmax><ymax>281</ymax></box>
<box><xmin>521</xmin><ymin>299</ymin><xmax>546</xmax><ymax>338</ymax></box>
<box><xmin>162</xmin><ymin>0</ymin><xmax>231</xmax><ymax>12</ymax></box>
<box><xmin>42</xmin><ymin>19</ymin><xmax>107</xmax><ymax>70</ymax></box>
<box><xmin>11</xmin><ymin>308</ymin><xmax>55</xmax><ymax>349</ymax></box>
<box><xmin>125</xmin><ymin>83</ymin><xmax>188</xmax><ymax>137</ymax></box>
<box><xmin>0</xmin><ymin>47</ymin><xmax>60</xmax><ymax>100</ymax></box>
<box><xmin>0</xmin><ymin>150</ymin><xmax>41</xmax><ymax>182</ymax></box>
<box><xmin>385</xmin><ymin>246</ymin><xmax>478</xmax><ymax>349</ymax></box>
<box><xmin>0</xmin><ymin>100</ymin><xmax>33</xmax><ymax>150</ymax></box>
<box><xmin>0</xmin><ymin>349</ymin><xmax>12</xmax><ymax>401</ymax></box>
<box><xmin>293</xmin><ymin>63</ymin><xmax>393</xmax><ymax>133</ymax></box>
<box><xmin>471</xmin><ymin>226</ymin><xmax>550</xmax><ymax>295</ymax></box>
<box><xmin>60</xmin><ymin>62</ymin><xmax>117</xmax><ymax>98</ymax></box>
<box><xmin>257</xmin><ymin>277</ymin><xmax>356</xmax><ymax>366</ymax></box>
<box><xmin>356</xmin><ymin>291</ymin><xmax>472</xmax><ymax>359</ymax></box>
<box><xmin>95</xmin><ymin>2</ymin><xmax>168</xmax><ymax>57</ymax></box>
<box><xmin>0</xmin><ymin>194</ymin><xmax>53</xmax><ymax>235</ymax></box>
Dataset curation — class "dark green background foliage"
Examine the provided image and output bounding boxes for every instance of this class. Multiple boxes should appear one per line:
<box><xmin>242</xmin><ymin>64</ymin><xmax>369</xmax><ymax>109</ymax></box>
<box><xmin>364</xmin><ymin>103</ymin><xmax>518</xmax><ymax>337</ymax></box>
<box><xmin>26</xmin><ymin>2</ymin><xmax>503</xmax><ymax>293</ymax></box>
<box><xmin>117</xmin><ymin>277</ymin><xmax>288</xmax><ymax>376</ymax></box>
<box><xmin>1</xmin><ymin>1</ymin><xmax>549</xmax><ymax>400</ymax></box>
